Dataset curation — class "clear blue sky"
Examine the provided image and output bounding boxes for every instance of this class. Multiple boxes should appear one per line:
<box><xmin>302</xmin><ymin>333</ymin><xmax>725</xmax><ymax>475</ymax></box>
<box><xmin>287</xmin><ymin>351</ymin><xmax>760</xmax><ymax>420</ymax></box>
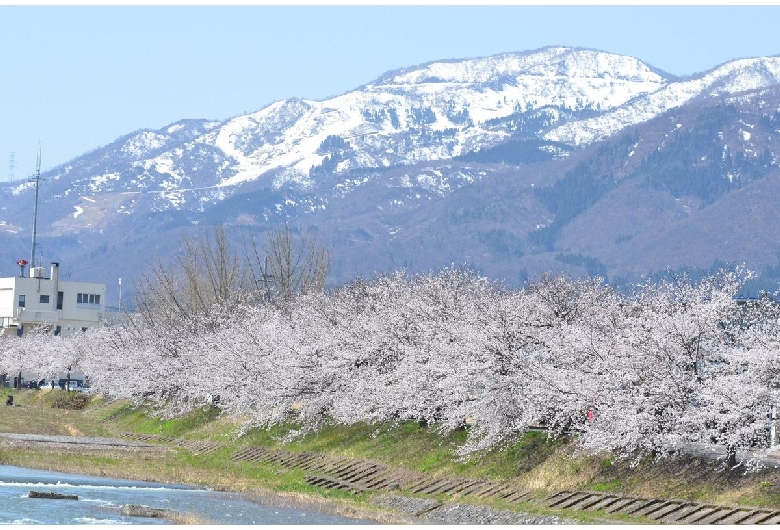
<box><xmin>2</xmin><ymin>5</ymin><xmax>779</xmax><ymax>174</ymax></box>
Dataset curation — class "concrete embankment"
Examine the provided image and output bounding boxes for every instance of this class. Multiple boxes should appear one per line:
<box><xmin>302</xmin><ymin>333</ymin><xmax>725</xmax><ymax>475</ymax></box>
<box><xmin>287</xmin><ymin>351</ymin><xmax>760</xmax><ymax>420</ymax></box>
<box><xmin>7</xmin><ymin>431</ymin><xmax>780</xmax><ymax>525</ymax></box>
<box><xmin>373</xmin><ymin>494</ymin><xmax>577</xmax><ymax>524</ymax></box>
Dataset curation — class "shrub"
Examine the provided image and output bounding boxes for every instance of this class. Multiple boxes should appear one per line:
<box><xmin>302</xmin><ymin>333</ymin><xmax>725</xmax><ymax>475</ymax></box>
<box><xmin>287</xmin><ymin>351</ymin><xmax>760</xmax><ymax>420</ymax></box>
<box><xmin>51</xmin><ymin>392</ymin><xmax>92</xmax><ymax>410</ymax></box>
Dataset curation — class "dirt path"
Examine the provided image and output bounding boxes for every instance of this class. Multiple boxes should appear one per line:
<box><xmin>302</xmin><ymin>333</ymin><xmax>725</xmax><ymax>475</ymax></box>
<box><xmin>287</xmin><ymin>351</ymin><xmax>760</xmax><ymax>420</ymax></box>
<box><xmin>0</xmin><ymin>433</ymin><xmax>167</xmax><ymax>452</ymax></box>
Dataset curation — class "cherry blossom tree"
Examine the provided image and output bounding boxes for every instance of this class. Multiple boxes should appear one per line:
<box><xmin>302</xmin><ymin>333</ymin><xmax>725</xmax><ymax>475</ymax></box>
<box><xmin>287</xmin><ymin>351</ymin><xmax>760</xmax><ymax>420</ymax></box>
<box><xmin>4</xmin><ymin>262</ymin><xmax>779</xmax><ymax>471</ymax></box>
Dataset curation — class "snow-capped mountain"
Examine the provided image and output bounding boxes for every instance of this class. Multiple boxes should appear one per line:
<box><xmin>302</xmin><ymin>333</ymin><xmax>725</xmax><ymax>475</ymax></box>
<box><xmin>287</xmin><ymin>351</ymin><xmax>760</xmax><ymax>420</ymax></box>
<box><xmin>16</xmin><ymin>47</ymin><xmax>673</xmax><ymax>206</ymax></box>
<box><xmin>3</xmin><ymin>46</ymin><xmax>780</xmax><ymax>300</ymax></box>
<box><xmin>214</xmin><ymin>48</ymin><xmax>666</xmax><ymax>187</ymax></box>
<box><xmin>19</xmin><ymin>47</ymin><xmax>780</xmax><ymax>211</ymax></box>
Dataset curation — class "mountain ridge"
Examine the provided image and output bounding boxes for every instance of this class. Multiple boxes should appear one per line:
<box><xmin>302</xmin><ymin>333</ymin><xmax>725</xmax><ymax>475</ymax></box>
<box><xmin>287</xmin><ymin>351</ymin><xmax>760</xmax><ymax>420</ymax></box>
<box><xmin>3</xmin><ymin>46</ymin><xmax>780</xmax><ymax>303</ymax></box>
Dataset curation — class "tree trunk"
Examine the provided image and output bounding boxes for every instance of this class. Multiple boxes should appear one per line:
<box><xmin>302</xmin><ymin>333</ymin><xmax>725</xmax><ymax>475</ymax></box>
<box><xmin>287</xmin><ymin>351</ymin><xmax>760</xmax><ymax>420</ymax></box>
<box><xmin>725</xmin><ymin>444</ymin><xmax>738</xmax><ymax>468</ymax></box>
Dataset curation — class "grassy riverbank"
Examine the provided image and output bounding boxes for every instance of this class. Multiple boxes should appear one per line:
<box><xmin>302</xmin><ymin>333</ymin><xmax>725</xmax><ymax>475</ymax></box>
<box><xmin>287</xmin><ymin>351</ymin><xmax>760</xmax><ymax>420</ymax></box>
<box><xmin>1</xmin><ymin>388</ymin><xmax>780</xmax><ymax>524</ymax></box>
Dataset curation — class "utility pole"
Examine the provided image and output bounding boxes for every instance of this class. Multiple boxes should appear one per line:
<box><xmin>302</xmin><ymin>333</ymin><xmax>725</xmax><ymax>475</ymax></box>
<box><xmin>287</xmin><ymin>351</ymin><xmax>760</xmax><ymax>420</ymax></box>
<box><xmin>29</xmin><ymin>142</ymin><xmax>42</xmax><ymax>271</ymax></box>
<box><xmin>8</xmin><ymin>152</ymin><xmax>15</xmax><ymax>182</ymax></box>
<box><xmin>261</xmin><ymin>256</ymin><xmax>274</xmax><ymax>302</ymax></box>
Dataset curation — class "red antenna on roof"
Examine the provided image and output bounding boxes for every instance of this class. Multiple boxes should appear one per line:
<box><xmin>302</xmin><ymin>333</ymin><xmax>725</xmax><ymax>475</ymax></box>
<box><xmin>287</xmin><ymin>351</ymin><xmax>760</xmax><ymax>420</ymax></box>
<box><xmin>16</xmin><ymin>259</ymin><xmax>28</xmax><ymax>278</ymax></box>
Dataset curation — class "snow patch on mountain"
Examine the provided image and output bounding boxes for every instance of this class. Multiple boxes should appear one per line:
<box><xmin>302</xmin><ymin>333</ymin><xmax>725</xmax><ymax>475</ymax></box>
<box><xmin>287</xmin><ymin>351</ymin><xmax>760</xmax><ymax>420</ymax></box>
<box><xmin>121</xmin><ymin>131</ymin><xmax>170</xmax><ymax>157</ymax></box>
<box><xmin>89</xmin><ymin>172</ymin><xmax>122</xmax><ymax>193</ymax></box>
<box><xmin>377</xmin><ymin>47</ymin><xmax>666</xmax><ymax>86</ymax></box>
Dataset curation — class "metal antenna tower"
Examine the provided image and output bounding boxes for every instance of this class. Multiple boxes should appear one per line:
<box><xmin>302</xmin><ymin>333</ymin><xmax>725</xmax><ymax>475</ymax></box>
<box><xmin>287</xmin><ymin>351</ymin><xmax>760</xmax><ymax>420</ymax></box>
<box><xmin>29</xmin><ymin>142</ymin><xmax>42</xmax><ymax>271</ymax></box>
<box><xmin>8</xmin><ymin>152</ymin><xmax>15</xmax><ymax>182</ymax></box>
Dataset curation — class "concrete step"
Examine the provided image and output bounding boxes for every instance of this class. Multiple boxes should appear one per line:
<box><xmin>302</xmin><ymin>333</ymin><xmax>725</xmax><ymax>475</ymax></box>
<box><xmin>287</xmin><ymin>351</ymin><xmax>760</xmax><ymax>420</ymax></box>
<box><xmin>659</xmin><ymin>503</ymin><xmax>708</xmax><ymax>523</ymax></box>
<box><xmin>738</xmin><ymin>511</ymin><xmax>779</xmax><ymax>524</ymax></box>
<box><xmin>646</xmin><ymin>501</ymin><xmax>689</xmax><ymax>521</ymax></box>
<box><xmin>603</xmin><ymin>497</ymin><xmax>645</xmax><ymax>514</ymax></box>
<box><xmin>584</xmin><ymin>495</ymin><xmax>621</xmax><ymax>512</ymax></box>
<box><xmin>545</xmin><ymin>491</ymin><xmax>578</xmax><ymax>507</ymax></box>
<box><xmin>716</xmin><ymin>509</ymin><xmax>760</xmax><ymax>525</ymax></box>
<box><xmin>304</xmin><ymin>475</ymin><xmax>371</xmax><ymax>494</ymax></box>
<box><xmin>557</xmin><ymin>492</ymin><xmax>597</xmax><ymax>510</ymax></box>
<box><xmin>630</xmin><ymin>499</ymin><xmax>673</xmax><ymax>518</ymax></box>
<box><xmin>696</xmin><ymin>507</ymin><xmax>741</xmax><ymax>525</ymax></box>
<box><xmin>674</xmin><ymin>505</ymin><xmax>721</xmax><ymax>524</ymax></box>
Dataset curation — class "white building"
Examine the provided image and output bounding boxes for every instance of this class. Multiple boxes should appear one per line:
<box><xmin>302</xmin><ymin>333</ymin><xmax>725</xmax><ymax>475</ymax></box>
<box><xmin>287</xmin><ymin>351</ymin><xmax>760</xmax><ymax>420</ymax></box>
<box><xmin>0</xmin><ymin>262</ymin><xmax>106</xmax><ymax>338</ymax></box>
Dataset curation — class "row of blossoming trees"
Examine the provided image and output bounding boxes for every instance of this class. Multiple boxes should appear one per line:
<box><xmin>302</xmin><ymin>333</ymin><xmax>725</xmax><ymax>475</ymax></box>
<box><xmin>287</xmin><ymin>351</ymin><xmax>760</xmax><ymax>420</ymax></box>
<box><xmin>2</xmin><ymin>264</ymin><xmax>780</xmax><ymax>467</ymax></box>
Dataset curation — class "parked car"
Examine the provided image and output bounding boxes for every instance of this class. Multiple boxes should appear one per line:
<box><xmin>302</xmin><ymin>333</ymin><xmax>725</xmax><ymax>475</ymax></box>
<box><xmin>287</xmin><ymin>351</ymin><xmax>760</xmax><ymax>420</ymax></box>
<box><xmin>37</xmin><ymin>379</ymin><xmax>55</xmax><ymax>389</ymax></box>
<box><xmin>57</xmin><ymin>378</ymin><xmax>82</xmax><ymax>390</ymax></box>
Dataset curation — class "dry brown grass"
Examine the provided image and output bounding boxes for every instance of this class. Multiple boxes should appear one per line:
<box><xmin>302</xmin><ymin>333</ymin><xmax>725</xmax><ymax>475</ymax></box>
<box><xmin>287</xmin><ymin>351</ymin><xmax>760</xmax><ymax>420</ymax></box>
<box><xmin>0</xmin><ymin>390</ymin><xmax>100</xmax><ymax>437</ymax></box>
<box><xmin>518</xmin><ymin>444</ymin><xmax>602</xmax><ymax>493</ymax></box>
<box><xmin>0</xmin><ymin>445</ymin><xmax>289</xmax><ymax>497</ymax></box>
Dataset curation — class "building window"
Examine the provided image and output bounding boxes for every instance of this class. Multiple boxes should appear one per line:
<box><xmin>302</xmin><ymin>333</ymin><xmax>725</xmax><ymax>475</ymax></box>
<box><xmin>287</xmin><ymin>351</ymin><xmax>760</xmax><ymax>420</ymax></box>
<box><xmin>57</xmin><ymin>291</ymin><xmax>63</xmax><ymax>310</ymax></box>
<box><xmin>54</xmin><ymin>325</ymin><xmax>61</xmax><ymax>336</ymax></box>
<box><xmin>76</xmin><ymin>293</ymin><xmax>101</xmax><ymax>307</ymax></box>
<box><xmin>39</xmin><ymin>294</ymin><xmax>50</xmax><ymax>304</ymax></box>
<box><xmin>18</xmin><ymin>295</ymin><xmax>25</xmax><ymax>308</ymax></box>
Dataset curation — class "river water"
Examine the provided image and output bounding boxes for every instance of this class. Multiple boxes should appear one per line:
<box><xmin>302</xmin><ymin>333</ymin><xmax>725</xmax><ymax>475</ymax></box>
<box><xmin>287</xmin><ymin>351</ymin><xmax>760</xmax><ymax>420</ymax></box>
<box><xmin>0</xmin><ymin>464</ymin><xmax>370</xmax><ymax>524</ymax></box>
